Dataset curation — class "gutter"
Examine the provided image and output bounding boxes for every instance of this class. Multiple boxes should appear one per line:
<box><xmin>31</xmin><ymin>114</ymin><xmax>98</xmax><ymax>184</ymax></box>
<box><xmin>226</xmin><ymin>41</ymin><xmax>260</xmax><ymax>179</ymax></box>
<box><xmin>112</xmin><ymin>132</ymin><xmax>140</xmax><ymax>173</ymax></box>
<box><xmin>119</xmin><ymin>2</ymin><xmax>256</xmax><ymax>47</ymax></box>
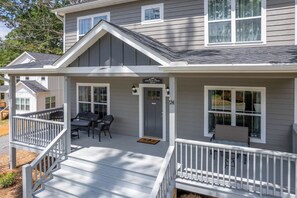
<box><xmin>55</xmin><ymin>12</ymin><xmax>63</xmax><ymax>21</ymax></box>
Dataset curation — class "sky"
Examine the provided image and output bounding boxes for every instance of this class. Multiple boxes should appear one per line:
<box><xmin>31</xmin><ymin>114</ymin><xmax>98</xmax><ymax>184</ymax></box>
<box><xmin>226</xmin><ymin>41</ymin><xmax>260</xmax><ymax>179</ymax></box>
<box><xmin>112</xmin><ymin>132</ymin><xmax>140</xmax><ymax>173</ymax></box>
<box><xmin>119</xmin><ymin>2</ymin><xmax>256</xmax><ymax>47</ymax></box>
<box><xmin>0</xmin><ymin>22</ymin><xmax>12</xmax><ymax>39</ymax></box>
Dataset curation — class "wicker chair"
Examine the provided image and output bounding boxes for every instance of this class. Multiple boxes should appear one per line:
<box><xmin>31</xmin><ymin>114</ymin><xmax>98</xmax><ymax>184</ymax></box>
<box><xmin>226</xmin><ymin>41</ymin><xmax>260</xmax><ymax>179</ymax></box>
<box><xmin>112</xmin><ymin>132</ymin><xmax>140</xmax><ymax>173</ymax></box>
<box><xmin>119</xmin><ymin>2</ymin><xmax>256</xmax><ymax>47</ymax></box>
<box><xmin>94</xmin><ymin>115</ymin><xmax>114</xmax><ymax>142</ymax></box>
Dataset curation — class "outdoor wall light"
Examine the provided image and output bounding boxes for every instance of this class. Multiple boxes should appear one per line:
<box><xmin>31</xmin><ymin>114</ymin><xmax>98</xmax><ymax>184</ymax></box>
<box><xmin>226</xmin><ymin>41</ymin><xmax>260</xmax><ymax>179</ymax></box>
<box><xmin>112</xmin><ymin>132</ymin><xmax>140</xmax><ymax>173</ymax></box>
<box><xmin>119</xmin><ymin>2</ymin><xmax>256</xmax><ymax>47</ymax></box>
<box><xmin>132</xmin><ymin>85</ymin><xmax>137</xmax><ymax>93</ymax></box>
<box><xmin>166</xmin><ymin>86</ymin><xmax>170</xmax><ymax>95</ymax></box>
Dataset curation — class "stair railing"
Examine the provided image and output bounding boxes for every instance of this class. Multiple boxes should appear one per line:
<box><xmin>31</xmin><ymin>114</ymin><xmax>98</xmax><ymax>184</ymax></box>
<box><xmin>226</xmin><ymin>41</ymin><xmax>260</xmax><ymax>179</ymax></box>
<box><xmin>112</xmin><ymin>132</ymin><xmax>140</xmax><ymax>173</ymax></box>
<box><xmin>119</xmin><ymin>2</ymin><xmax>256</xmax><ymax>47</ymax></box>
<box><xmin>22</xmin><ymin>128</ymin><xmax>67</xmax><ymax>198</ymax></box>
<box><xmin>150</xmin><ymin>146</ymin><xmax>176</xmax><ymax>198</ymax></box>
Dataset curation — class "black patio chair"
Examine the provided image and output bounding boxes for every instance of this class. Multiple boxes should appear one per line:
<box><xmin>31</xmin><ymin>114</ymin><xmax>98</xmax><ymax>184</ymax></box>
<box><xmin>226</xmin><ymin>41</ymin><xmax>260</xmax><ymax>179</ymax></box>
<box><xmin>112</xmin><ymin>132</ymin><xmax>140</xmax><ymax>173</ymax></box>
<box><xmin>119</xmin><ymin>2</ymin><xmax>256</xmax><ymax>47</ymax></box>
<box><xmin>49</xmin><ymin>111</ymin><xmax>64</xmax><ymax>122</ymax></box>
<box><xmin>94</xmin><ymin>115</ymin><xmax>114</xmax><ymax>142</ymax></box>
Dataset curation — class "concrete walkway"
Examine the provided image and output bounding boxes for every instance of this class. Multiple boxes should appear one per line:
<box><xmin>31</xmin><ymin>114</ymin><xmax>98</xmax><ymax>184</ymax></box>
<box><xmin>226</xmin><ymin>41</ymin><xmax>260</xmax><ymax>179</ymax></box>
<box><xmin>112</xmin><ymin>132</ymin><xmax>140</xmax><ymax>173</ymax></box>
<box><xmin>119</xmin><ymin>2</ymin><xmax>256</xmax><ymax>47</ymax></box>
<box><xmin>0</xmin><ymin>135</ymin><xmax>9</xmax><ymax>155</ymax></box>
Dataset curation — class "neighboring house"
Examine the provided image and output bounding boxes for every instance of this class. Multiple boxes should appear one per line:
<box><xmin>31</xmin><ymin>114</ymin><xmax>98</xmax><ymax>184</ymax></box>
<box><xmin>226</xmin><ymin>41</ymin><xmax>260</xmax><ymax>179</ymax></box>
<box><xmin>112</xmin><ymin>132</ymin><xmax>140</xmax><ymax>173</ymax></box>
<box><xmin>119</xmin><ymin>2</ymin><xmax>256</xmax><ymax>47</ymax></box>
<box><xmin>0</xmin><ymin>52</ymin><xmax>64</xmax><ymax>115</ymax></box>
<box><xmin>1</xmin><ymin>0</ymin><xmax>297</xmax><ymax>197</ymax></box>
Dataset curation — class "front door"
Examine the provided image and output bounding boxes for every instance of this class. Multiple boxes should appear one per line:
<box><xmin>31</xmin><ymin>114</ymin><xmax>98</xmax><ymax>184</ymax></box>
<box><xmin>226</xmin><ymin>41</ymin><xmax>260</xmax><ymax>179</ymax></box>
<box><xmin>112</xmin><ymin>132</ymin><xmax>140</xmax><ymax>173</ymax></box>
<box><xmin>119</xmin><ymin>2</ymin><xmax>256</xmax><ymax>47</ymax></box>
<box><xmin>144</xmin><ymin>88</ymin><xmax>163</xmax><ymax>139</ymax></box>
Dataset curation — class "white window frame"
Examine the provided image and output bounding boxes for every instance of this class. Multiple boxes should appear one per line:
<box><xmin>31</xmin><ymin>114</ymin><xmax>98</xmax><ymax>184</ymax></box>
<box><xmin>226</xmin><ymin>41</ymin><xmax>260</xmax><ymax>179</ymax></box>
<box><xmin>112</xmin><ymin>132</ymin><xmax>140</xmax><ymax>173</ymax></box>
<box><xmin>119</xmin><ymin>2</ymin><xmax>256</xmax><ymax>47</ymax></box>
<box><xmin>204</xmin><ymin>0</ymin><xmax>266</xmax><ymax>46</ymax></box>
<box><xmin>45</xmin><ymin>96</ymin><xmax>56</xmax><ymax>109</ymax></box>
<box><xmin>141</xmin><ymin>3</ymin><xmax>164</xmax><ymax>24</ymax></box>
<box><xmin>76</xmin><ymin>83</ymin><xmax>110</xmax><ymax>115</ymax></box>
<box><xmin>204</xmin><ymin>86</ymin><xmax>266</xmax><ymax>143</ymax></box>
<box><xmin>16</xmin><ymin>98</ymin><xmax>30</xmax><ymax>111</ymax></box>
<box><xmin>77</xmin><ymin>12</ymin><xmax>110</xmax><ymax>41</ymax></box>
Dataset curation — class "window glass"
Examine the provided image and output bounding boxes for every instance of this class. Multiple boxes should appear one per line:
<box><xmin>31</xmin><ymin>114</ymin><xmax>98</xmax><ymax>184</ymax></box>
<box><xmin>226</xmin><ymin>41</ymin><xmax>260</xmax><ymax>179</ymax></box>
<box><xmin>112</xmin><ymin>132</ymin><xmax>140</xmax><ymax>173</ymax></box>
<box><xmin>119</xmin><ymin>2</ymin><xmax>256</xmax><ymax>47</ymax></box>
<box><xmin>94</xmin><ymin>87</ymin><xmax>107</xmax><ymax>103</ymax></box>
<box><xmin>94</xmin><ymin>15</ymin><xmax>108</xmax><ymax>25</ymax></box>
<box><xmin>236</xmin><ymin>0</ymin><xmax>261</xmax><ymax>18</ymax></box>
<box><xmin>79</xmin><ymin>18</ymin><xmax>92</xmax><ymax>35</ymax></box>
<box><xmin>206</xmin><ymin>87</ymin><xmax>264</xmax><ymax>141</ymax></box>
<box><xmin>45</xmin><ymin>97</ymin><xmax>51</xmax><ymax>109</ymax></box>
<box><xmin>16</xmin><ymin>98</ymin><xmax>30</xmax><ymax>111</ymax></box>
<box><xmin>79</xmin><ymin>103</ymin><xmax>91</xmax><ymax>112</ymax></box>
<box><xmin>51</xmin><ymin>96</ymin><xmax>56</xmax><ymax>108</ymax></box>
<box><xmin>208</xmin><ymin>0</ymin><xmax>231</xmax><ymax>21</ymax></box>
<box><xmin>145</xmin><ymin>7</ymin><xmax>161</xmax><ymax>21</ymax></box>
<box><xmin>79</xmin><ymin>86</ymin><xmax>91</xmax><ymax>102</ymax></box>
<box><xmin>236</xmin><ymin>18</ymin><xmax>261</xmax><ymax>42</ymax></box>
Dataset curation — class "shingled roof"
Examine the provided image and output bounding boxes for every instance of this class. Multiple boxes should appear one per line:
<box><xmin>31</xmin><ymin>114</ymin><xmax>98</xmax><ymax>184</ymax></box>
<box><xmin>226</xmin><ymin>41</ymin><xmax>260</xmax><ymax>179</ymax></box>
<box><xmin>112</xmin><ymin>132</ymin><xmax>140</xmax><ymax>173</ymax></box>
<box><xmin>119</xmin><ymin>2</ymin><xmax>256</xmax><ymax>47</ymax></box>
<box><xmin>20</xmin><ymin>80</ymin><xmax>48</xmax><ymax>93</ymax></box>
<box><xmin>0</xmin><ymin>85</ymin><xmax>9</xmax><ymax>93</ymax></box>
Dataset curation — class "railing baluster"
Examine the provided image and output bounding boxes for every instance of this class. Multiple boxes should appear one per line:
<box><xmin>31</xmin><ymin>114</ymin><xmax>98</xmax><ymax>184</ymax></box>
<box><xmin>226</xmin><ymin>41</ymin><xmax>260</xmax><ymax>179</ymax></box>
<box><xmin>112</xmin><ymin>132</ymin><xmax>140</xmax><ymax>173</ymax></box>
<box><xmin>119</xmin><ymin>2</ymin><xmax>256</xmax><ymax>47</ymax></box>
<box><xmin>288</xmin><ymin>157</ymin><xmax>291</xmax><ymax>196</ymax></box>
<box><xmin>201</xmin><ymin>145</ymin><xmax>203</xmax><ymax>182</ymax></box>
<box><xmin>190</xmin><ymin>144</ymin><xmax>193</xmax><ymax>180</ymax></box>
<box><xmin>295</xmin><ymin>158</ymin><xmax>297</xmax><ymax>198</ymax></box>
<box><xmin>260</xmin><ymin>153</ymin><xmax>263</xmax><ymax>197</ymax></box>
<box><xmin>180</xmin><ymin>143</ymin><xmax>183</xmax><ymax>178</ymax></box>
<box><xmin>206</xmin><ymin>146</ymin><xmax>209</xmax><ymax>183</ymax></box>
<box><xmin>241</xmin><ymin>150</ymin><xmax>243</xmax><ymax>189</ymax></box>
<box><xmin>228</xmin><ymin>149</ymin><xmax>231</xmax><ymax>186</ymax></box>
<box><xmin>211</xmin><ymin>147</ymin><xmax>214</xmax><ymax>186</ymax></box>
<box><xmin>266</xmin><ymin>154</ymin><xmax>269</xmax><ymax>195</ymax></box>
<box><xmin>185</xmin><ymin>143</ymin><xmax>188</xmax><ymax>178</ymax></box>
<box><xmin>247</xmin><ymin>152</ymin><xmax>250</xmax><ymax>191</ymax></box>
<box><xmin>217</xmin><ymin>148</ymin><xmax>220</xmax><ymax>185</ymax></box>
<box><xmin>223</xmin><ymin>148</ymin><xmax>225</xmax><ymax>186</ymax></box>
<box><xmin>273</xmin><ymin>155</ymin><xmax>276</xmax><ymax>196</ymax></box>
<box><xmin>281</xmin><ymin>156</ymin><xmax>283</xmax><ymax>196</ymax></box>
<box><xmin>253</xmin><ymin>152</ymin><xmax>256</xmax><ymax>192</ymax></box>
<box><xmin>235</xmin><ymin>150</ymin><xmax>237</xmax><ymax>189</ymax></box>
<box><xmin>195</xmin><ymin>145</ymin><xmax>198</xmax><ymax>180</ymax></box>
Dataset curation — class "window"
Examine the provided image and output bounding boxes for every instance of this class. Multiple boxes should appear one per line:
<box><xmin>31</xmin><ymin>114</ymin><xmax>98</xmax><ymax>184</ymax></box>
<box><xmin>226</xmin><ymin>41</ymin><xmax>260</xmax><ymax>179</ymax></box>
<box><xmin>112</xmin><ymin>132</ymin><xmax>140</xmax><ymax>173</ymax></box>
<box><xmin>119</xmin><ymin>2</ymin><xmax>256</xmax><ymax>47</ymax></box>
<box><xmin>206</xmin><ymin>0</ymin><xmax>265</xmax><ymax>45</ymax></box>
<box><xmin>16</xmin><ymin>98</ymin><xmax>30</xmax><ymax>111</ymax></box>
<box><xmin>77</xmin><ymin>83</ymin><xmax>110</xmax><ymax>119</ymax></box>
<box><xmin>204</xmin><ymin>86</ymin><xmax>266</xmax><ymax>143</ymax></box>
<box><xmin>141</xmin><ymin>3</ymin><xmax>164</xmax><ymax>24</ymax></box>
<box><xmin>41</xmin><ymin>76</ymin><xmax>45</xmax><ymax>81</ymax></box>
<box><xmin>77</xmin><ymin>12</ymin><xmax>110</xmax><ymax>40</ymax></box>
<box><xmin>45</xmin><ymin>96</ymin><xmax>56</xmax><ymax>109</ymax></box>
<box><xmin>25</xmin><ymin>76</ymin><xmax>29</xmax><ymax>80</ymax></box>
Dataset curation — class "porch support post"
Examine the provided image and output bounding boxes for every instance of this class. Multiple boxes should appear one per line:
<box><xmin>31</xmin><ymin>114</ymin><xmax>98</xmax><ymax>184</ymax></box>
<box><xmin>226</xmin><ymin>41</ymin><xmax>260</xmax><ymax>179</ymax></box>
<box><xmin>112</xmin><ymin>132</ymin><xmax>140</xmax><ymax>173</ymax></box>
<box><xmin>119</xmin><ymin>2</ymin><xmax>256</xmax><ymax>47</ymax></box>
<box><xmin>169</xmin><ymin>77</ymin><xmax>177</xmax><ymax>146</ymax></box>
<box><xmin>64</xmin><ymin>76</ymin><xmax>71</xmax><ymax>154</ymax></box>
<box><xmin>295</xmin><ymin>78</ymin><xmax>297</xmax><ymax>123</ymax></box>
<box><xmin>9</xmin><ymin>75</ymin><xmax>16</xmax><ymax>169</ymax></box>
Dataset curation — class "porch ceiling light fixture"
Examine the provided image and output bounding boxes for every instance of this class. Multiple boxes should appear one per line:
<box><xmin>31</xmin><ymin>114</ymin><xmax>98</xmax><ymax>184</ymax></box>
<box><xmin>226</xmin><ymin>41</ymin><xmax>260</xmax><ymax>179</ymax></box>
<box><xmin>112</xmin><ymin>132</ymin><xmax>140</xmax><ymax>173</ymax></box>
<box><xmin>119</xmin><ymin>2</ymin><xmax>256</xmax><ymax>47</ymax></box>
<box><xmin>166</xmin><ymin>86</ymin><xmax>169</xmax><ymax>95</ymax></box>
<box><xmin>132</xmin><ymin>85</ymin><xmax>137</xmax><ymax>93</ymax></box>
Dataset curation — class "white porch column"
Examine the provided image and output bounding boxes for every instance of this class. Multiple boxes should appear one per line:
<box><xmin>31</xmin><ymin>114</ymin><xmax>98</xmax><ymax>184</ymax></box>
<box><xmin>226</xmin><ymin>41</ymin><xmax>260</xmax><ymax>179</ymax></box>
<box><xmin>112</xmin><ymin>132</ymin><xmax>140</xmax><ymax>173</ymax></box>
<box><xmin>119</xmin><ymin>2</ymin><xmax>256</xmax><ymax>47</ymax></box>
<box><xmin>9</xmin><ymin>75</ymin><xmax>16</xmax><ymax>169</ymax></box>
<box><xmin>64</xmin><ymin>76</ymin><xmax>71</xmax><ymax>154</ymax></box>
<box><xmin>169</xmin><ymin>77</ymin><xmax>177</xmax><ymax>146</ymax></box>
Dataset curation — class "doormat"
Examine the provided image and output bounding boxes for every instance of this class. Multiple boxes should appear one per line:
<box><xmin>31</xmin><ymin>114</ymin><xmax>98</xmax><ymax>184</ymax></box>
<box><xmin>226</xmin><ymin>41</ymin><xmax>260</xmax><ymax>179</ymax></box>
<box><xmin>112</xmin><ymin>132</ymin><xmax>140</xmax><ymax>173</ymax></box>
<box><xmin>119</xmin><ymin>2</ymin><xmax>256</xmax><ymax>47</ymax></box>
<box><xmin>137</xmin><ymin>137</ymin><xmax>160</xmax><ymax>145</ymax></box>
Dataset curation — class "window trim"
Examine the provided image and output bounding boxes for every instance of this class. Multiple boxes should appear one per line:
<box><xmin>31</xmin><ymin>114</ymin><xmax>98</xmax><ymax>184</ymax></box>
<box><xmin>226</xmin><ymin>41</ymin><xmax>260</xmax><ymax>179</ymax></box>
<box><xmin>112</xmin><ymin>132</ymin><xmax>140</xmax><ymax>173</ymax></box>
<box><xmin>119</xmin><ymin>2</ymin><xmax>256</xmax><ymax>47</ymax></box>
<box><xmin>141</xmin><ymin>3</ymin><xmax>164</xmax><ymax>24</ymax></box>
<box><xmin>204</xmin><ymin>0</ymin><xmax>266</xmax><ymax>46</ymax></box>
<box><xmin>77</xmin><ymin>12</ymin><xmax>111</xmax><ymax>41</ymax></box>
<box><xmin>204</xmin><ymin>86</ymin><xmax>266</xmax><ymax>144</ymax></box>
<box><xmin>76</xmin><ymin>83</ymin><xmax>110</xmax><ymax>115</ymax></box>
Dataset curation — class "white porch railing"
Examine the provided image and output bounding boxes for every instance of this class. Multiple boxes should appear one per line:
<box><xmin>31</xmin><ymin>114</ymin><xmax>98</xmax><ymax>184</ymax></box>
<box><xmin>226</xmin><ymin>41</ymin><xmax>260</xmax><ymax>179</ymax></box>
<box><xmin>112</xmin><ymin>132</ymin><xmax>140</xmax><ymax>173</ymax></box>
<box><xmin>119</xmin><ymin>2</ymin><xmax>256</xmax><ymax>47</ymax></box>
<box><xmin>176</xmin><ymin>138</ymin><xmax>297</xmax><ymax>198</ymax></box>
<box><xmin>150</xmin><ymin>146</ymin><xmax>175</xmax><ymax>198</ymax></box>
<box><xmin>293</xmin><ymin>124</ymin><xmax>297</xmax><ymax>154</ymax></box>
<box><xmin>20</xmin><ymin>107</ymin><xmax>63</xmax><ymax>120</ymax></box>
<box><xmin>12</xmin><ymin>116</ymin><xmax>64</xmax><ymax>148</ymax></box>
<box><xmin>22</xmin><ymin>128</ymin><xmax>67</xmax><ymax>198</ymax></box>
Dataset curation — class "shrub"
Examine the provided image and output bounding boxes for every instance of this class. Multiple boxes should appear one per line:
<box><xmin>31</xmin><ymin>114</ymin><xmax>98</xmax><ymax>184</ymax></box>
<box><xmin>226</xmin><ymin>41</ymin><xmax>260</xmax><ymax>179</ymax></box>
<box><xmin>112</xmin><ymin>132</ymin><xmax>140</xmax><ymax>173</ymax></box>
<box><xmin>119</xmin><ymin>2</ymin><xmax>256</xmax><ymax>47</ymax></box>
<box><xmin>0</xmin><ymin>172</ymin><xmax>17</xmax><ymax>188</ymax></box>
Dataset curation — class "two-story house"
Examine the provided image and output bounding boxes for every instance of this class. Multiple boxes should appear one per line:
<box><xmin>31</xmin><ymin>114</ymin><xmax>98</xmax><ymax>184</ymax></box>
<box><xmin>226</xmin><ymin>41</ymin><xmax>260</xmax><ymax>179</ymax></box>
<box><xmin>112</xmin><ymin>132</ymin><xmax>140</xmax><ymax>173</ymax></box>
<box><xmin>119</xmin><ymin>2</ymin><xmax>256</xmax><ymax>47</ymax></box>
<box><xmin>1</xmin><ymin>0</ymin><xmax>297</xmax><ymax>197</ymax></box>
<box><xmin>0</xmin><ymin>51</ymin><xmax>64</xmax><ymax>116</ymax></box>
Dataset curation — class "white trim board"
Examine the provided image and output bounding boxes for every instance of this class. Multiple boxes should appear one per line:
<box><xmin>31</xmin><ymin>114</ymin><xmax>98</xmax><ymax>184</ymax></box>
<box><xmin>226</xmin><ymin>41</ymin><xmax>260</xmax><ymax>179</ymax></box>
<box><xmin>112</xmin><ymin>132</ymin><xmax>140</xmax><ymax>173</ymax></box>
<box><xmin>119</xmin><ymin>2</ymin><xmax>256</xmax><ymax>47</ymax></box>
<box><xmin>138</xmin><ymin>83</ymin><xmax>167</xmax><ymax>141</ymax></box>
<box><xmin>52</xmin><ymin>20</ymin><xmax>178</xmax><ymax>69</ymax></box>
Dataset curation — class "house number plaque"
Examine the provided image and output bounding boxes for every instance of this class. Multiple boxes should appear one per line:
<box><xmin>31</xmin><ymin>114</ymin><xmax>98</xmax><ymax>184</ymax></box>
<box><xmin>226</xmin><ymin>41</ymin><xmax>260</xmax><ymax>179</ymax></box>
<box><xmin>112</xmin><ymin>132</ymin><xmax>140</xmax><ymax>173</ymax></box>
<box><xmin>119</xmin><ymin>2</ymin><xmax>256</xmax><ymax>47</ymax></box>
<box><xmin>169</xmin><ymin>100</ymin><xmax>175</xmax><ymax>105</ymax></box>
<box><xmin>143</xmin><ymin>77</ymin><xmax>163</xmax><ymax>84</ymax></box>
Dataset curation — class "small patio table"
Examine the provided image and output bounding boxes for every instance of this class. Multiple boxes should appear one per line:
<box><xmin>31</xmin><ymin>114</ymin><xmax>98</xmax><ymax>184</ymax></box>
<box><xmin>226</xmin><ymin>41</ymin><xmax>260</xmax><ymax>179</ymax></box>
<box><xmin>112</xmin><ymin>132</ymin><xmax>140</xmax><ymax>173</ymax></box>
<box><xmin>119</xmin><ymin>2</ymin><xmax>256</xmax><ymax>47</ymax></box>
<box><xmin>71</xmin><ymin>119</ymin><xmax>95</xmax><ymax>137</ymax></box>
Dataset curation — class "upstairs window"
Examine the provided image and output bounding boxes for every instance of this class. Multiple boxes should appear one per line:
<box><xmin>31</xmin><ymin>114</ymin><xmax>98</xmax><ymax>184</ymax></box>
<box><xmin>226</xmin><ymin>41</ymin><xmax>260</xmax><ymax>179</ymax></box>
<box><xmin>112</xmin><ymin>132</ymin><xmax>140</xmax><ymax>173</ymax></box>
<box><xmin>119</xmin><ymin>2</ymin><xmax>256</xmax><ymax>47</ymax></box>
<box><xmin>25</xmin><ymin>76</ymin><xmax>29</xmax><ymax>80</ymax></box>
<box><xmin>45</xmin><ymin>96</ymin><xmax>56</xmax><ymax>109</ymax></box>
<box><xmin>16</xmin><ymin>98</ymin><xmax>30</xmax><ymax>111</ymax></box>
<box><xmin>206</xmin><ymin>0</ymin><xmax>265</xmax><ymax>45</ymax></box>
<box><xmin>16</xmin><ymin>76</ymin><xmax>20</xmax><ymax>83</ymax></box>
<box><xmin>41</xmin><ymin>76</ymin><xmax>45</xmax><ymax>81</ymax></box>
<box><xmin>77</xmin><ymin>12</ymin><xmax>110</xmax><ymax>40</ymax></box>
<box><xmin>141</xmin><ymin>3</ymin><xmax>164</xmax><ymax>24</ymax></box>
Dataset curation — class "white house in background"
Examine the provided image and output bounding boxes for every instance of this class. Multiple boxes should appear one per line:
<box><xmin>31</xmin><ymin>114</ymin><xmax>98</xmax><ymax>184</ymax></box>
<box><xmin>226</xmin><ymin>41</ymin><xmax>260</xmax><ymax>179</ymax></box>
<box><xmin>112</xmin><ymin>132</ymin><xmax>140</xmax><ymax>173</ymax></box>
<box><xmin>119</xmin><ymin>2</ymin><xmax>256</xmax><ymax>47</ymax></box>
<box><xmin>0</xmin><ymin>51</ymin><xmax>64</xmax><ymax>114</ymax></box>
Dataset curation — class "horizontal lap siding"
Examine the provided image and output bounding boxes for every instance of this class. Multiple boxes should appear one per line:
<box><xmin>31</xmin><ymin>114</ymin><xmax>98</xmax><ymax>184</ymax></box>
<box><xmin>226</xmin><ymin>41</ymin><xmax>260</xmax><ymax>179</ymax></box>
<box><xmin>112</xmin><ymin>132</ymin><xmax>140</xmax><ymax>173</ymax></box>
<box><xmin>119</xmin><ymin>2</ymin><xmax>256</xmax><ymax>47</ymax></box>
<box><xmin>65</xmin><ymin>0</ymin><xmax>295</xmax><ymax>51</ymax></box>
<box><xmin>70</xmin><ymin>77</ymin><xmax>169</xmax><ymax>137</ymax></box>
<box><xmin>177</xmin><ymin>77</ymin><xmax>294</xmax><ymax>152</ymax></box>
<box><xmin>266</xmin><ymin>0</ymin><xmax>295</xmax><ymax>45</ymax></box>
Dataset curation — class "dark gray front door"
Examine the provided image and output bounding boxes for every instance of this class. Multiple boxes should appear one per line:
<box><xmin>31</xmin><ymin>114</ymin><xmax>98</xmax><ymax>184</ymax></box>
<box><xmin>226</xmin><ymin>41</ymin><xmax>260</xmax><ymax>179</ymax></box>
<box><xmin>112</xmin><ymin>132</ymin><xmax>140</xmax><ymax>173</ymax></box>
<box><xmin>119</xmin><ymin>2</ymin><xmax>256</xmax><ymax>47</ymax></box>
<box><xmin>144</xmin><ymin>88</ymin><xmax>163</xmax><ymax>139</ymax></box>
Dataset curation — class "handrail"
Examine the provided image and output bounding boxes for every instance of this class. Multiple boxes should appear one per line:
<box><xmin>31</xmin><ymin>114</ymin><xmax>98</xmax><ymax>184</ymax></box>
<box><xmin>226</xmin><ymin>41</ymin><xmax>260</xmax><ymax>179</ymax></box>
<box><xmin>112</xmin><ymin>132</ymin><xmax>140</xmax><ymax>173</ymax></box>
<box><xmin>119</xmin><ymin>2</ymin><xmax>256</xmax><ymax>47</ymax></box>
<box><xmin>20</xmin><ymin>107</ymin><xmax>63</xmax><ymax>117</ymax></box>
<box><xmin>13</xmin><ymin>115</ymin><xmax>64</xmax><ymax>125</ymax></box>
<box><xmin>150</xmin><ymin>146</ymin><xmax>175</xmax><ymax>198</ymax></box>
<box><xmin>293</xmin><ymin>124</ymin><xmax>297</xmax><ymax>154</ymax></box>
<box><xmin>22</xmin><ymin>128</ymin><xmax>67</xmax><ymax>198</ymax></box>
<box><xmin>176</xmin><ymin>138</ymin><xmax>297</xmax><ymax>197</ymax></box>
<box><xmin>176</xmin><ymin>138</ymin><xmax>297</xmax><ymax>159</ymax></box>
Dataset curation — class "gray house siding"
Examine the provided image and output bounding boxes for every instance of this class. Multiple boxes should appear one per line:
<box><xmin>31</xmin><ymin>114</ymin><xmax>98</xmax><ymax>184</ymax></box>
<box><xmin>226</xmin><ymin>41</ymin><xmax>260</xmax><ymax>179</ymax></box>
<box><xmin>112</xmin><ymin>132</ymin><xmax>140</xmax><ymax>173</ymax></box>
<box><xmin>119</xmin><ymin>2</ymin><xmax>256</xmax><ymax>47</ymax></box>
<box><xmin>176</xmin><ymin>77</ymin><xmax>294</xmax><ymax>152</ymax></box>
<box><xmin>70</xmin><ymin>77</ymin><xmax>169</xmax><ymax>138</ymax></box>
<box><xmin>65</xmin><ymin>0</ymin><xmax>295</xmax><ymax>51</ymax></box>
<box><xmin>68</xmin><ymin>33</ymin><xmax>159</xmax><ymax>67</ymax></box>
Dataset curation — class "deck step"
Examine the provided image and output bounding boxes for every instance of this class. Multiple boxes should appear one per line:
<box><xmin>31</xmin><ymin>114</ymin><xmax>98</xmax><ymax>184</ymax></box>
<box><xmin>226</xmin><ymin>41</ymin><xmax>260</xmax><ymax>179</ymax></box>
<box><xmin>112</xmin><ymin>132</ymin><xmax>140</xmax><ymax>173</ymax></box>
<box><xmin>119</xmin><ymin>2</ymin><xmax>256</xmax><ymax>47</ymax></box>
<box><xmin>44</xmin><ymin>173</ymin><xmax>150</xmax><ymax>198</ymax></box>
<box><xmin>52</xmin><ymin>168</ymin><xmax>153</xmax><ymax>194</ymax></box>
<box><xmin>61</xmin><ymin>157</ymin><xmax>156</xmax><ymax>187</ymax></box>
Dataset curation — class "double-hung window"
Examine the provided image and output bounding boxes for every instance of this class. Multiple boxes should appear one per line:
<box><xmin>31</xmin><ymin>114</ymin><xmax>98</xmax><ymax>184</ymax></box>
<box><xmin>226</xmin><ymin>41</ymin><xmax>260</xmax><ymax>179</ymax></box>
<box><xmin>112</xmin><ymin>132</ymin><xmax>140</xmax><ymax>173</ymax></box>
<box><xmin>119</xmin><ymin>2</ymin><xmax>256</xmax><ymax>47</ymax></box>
<box><xmin>204</xmin><ymin>86</ymin><xmax>266</xmax><ymax>143</ymax></box>
<box><xmin>206</xmin><ymin>0</ymin><xmax>265</xmax><ymax>45</ymax></box>
<box><xmin>77</xmin><ymin>12</ymin><xmax>110</xmax><ymax>40</ymax></box>
<box><xmin>45</xmin><ymin>96</ymin><xmax>56</xmax><ymax>109</ymax></box>
<box><xmin>141</xmin><ymin>3</ymin><xmax>164</xmax><ymax>24</ymax></box>
<box><xmin>16</xmin><ymin>98</ymin><xmax>30</xmax><ymax>111</ymax></box>
<box><xmin>77</xmin><ymin>83</ymin><xmax>110</xmax><ymax>119</ymax></box>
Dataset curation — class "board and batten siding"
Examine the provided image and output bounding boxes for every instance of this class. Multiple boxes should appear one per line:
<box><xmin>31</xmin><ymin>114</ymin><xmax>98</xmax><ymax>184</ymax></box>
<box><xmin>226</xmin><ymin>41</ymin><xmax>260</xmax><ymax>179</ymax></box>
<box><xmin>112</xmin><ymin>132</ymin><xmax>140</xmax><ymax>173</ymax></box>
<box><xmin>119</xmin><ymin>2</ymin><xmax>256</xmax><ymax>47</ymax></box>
<box><xmin>70</xmin><ymin>77</ymin><xmax>169</xmax><ymax>138</ymax></box>
<box><xmin>65</xmin><ymin>0</ymin><xmax>295</xmax><ymax>51</ymax></box>
<box><xmin>176</xmin><ymin>77</ymin><xmax>294</xmax><ymax>152</ymax></box>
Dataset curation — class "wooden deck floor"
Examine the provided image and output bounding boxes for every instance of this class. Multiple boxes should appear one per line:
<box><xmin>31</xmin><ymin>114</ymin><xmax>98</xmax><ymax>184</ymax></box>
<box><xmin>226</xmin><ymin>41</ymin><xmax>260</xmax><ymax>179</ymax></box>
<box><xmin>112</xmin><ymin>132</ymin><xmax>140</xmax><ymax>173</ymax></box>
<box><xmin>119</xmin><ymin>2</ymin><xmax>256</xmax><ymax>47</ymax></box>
<box><xmin>70</xmin><ymin>132</ymin><xmax>169</xmax><ymax>176</ymax></box>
